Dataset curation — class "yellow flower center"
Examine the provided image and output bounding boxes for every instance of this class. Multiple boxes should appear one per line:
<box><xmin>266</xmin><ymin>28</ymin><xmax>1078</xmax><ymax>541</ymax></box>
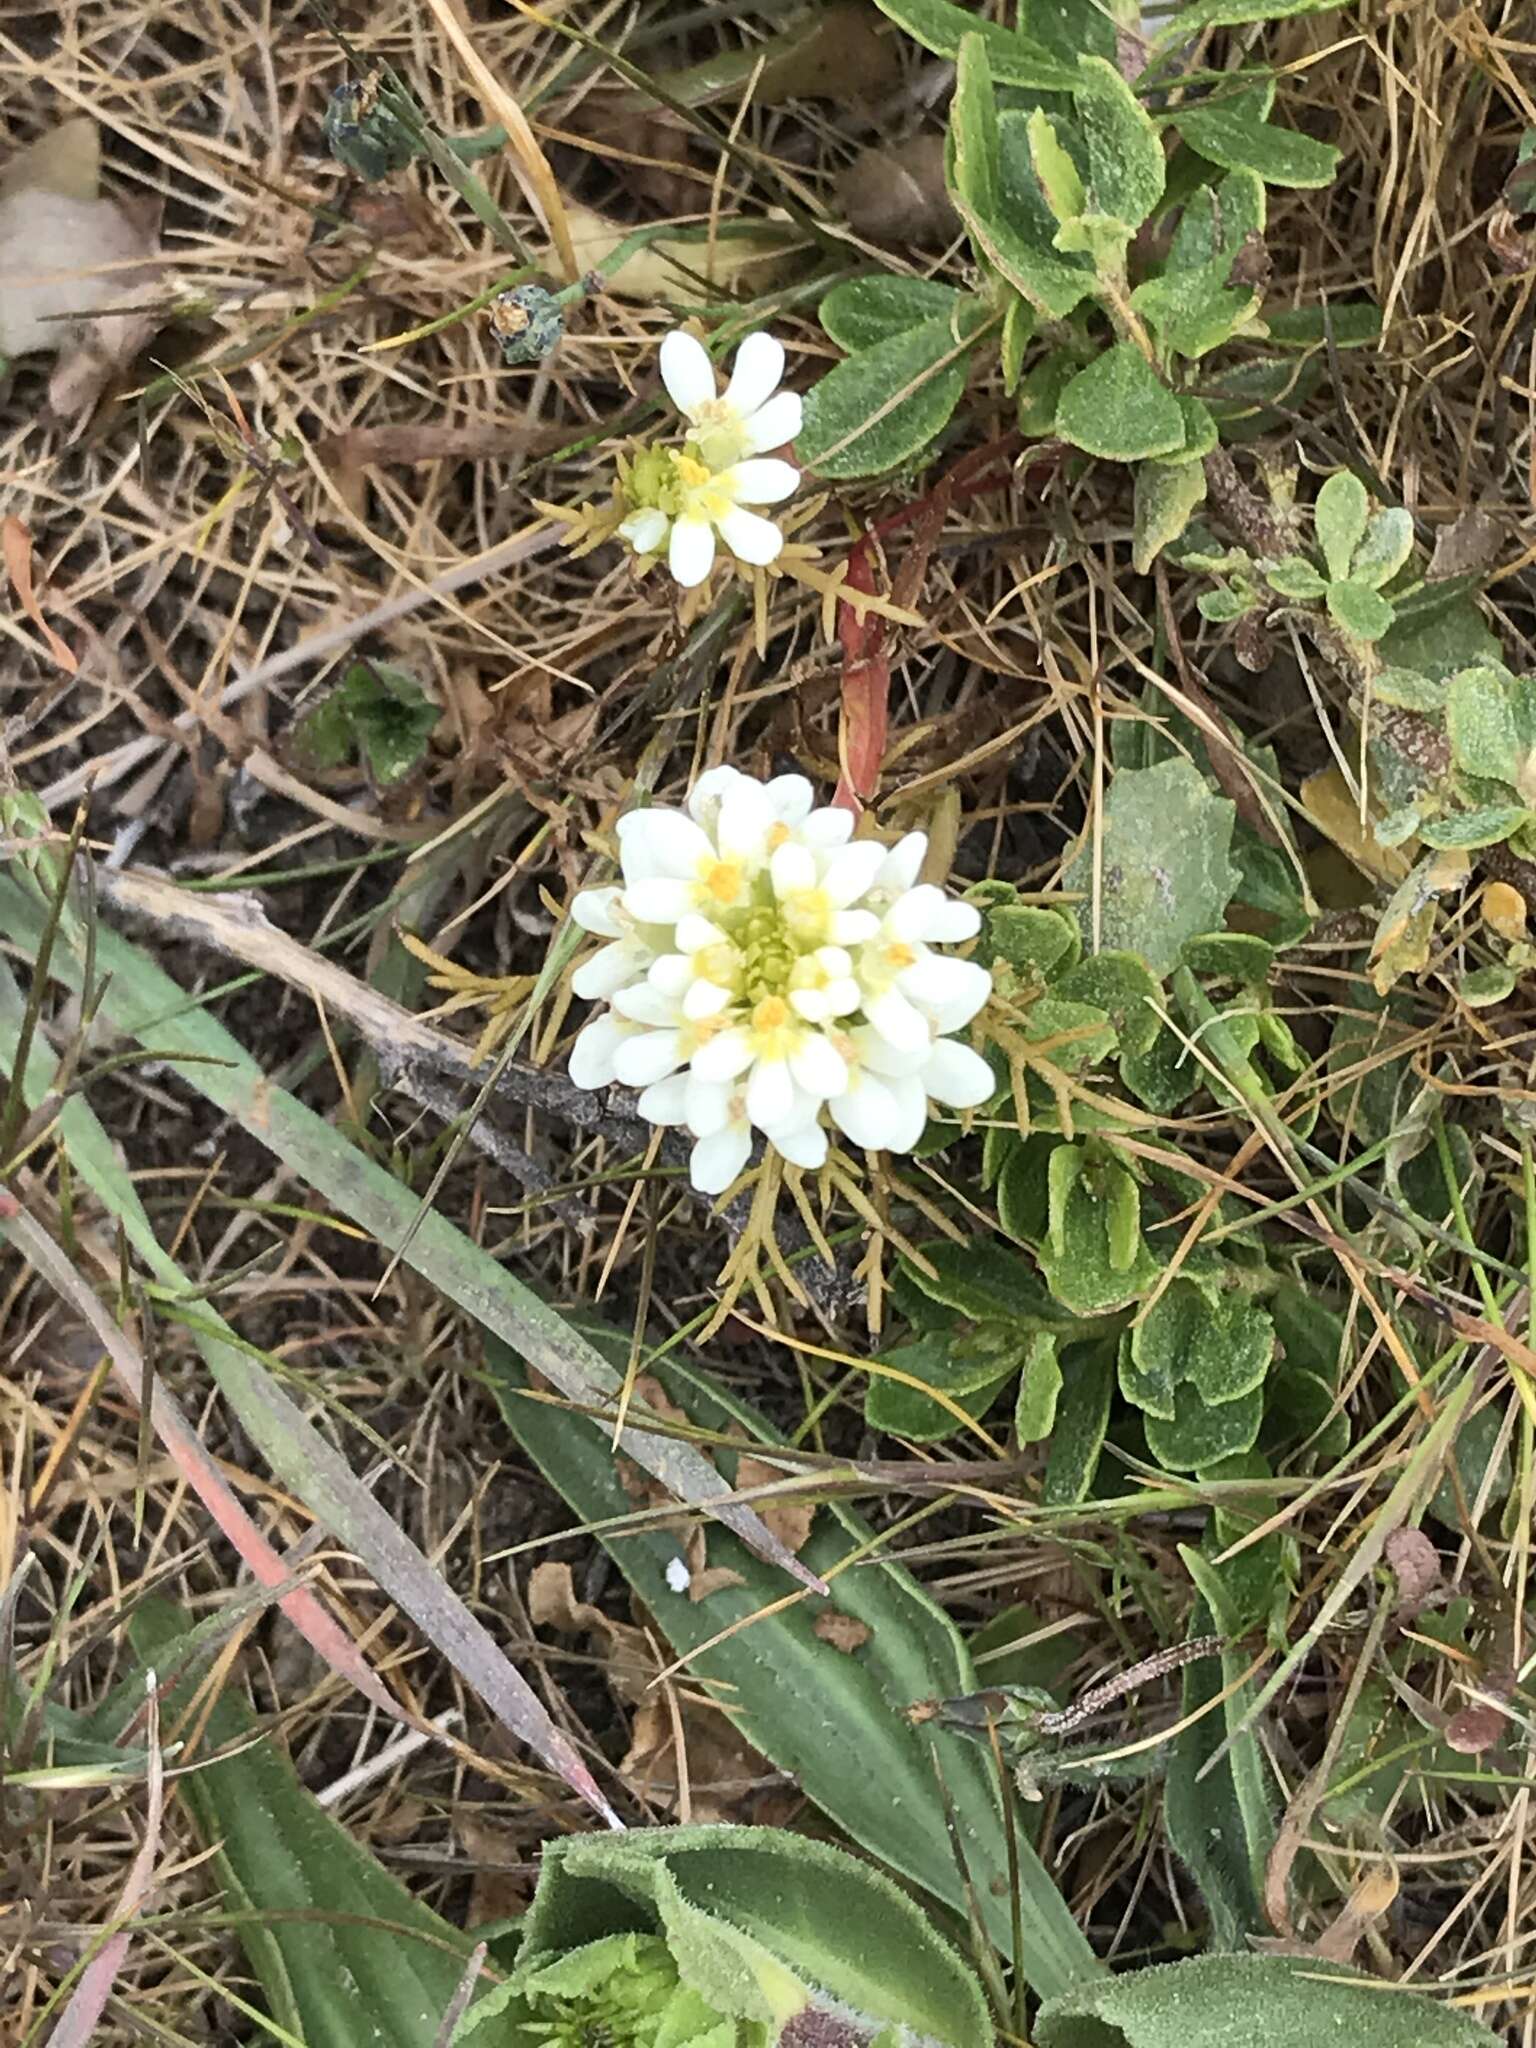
<box><xmin>748</xmin><ymin>994</ymin><xmax>799</xmax><ymax>1060</ymax></box>
<box><xmin>701</xmin><ymin>857</ymin><xmax>745</xmax><ymax>906</ymax></box>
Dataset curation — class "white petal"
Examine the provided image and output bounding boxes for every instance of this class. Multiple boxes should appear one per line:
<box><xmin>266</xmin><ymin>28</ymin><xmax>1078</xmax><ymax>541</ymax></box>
<box><xmin>789</xmin><ymin>1032</ymin><xmax>849</xmax><ymax>1100</ymax></box>
<box><xmin>619</xmin><ymin>507</ymin><xmax>669</xmax><ymax>554</ymax></box>
<box><xmin>614</xmin><ymin>1029</ymin><xmax>685</xmax><ymax>1086</ymax></box>
<box><xmin>717</xmin><ymin>505</ymin><xmax>784</xmax><ymax>568</ymax></box>
<box><xmin>569</xmin><ymin>1013</ymin><xmax>634</xmax><ymax>1089</ymax></box>
<box><xmin>867</xmin><ymin>986</ymin><xmax>930</xmax><ymax>1054</ymax></box>
<box><xmin>637</xmin><ymin>1073</ymin><xmax>690</xmax><ymax>1125</ymax></box>
<box><xmin>829</xmin><ymin>909</ymin><xmax>880</xmax><ymax>945</ymax></box>
<box><xmin>647</xmin><ymin>953</ymin><xmax>694</xmax><ymax>998</ymax></box>
<box><xmin>716</xmin><ymin>776</ymin><xmax>775</xmax><ymax>861</ymax></box>
<box><xmin>692</xmin><ymin>1028</ymin><xmax>754</xmax><ymax>1082</ymax></box>
<box><xmin>722</xmin><ymin>457</ymin><xmax>799</xmax><ymax>505</ymax></box>
<box><xmin>822</xmin><ymin>976</ymin><xmax>861</xmax><ymax>1017</ymax></box>
<box><xmin>923</xmin><ymin>1039</ymin><xmax>996</xmax><ymax>1109</ymax></box>
<box><xmin>772</xmin><ymin>1119</ymin><xmax>827</xmax><ymax>1171</ymax></box>
<box><xmin>854</xmin><ymin>1025</ymin><xmax>928</xmax><ymax>1079</ymax></box>
<box><xmin>790</xmin><ymin>988</ymin><xmax>834</xmax><ymax>1022</ymax></box>
<box><xmin>691</xmin><ymin>1124</ymin><xmax>752</xmax><ymax>1196</ymax></box>
<box><xmin>770</xmin><ymin>841</ymin><xmax>817</xmax><ymax>896</ymax></box>
<box><xmin>876</xmin><ymin>831</ymin><xmax>927</xmax><ymax>895</ymax></box>
<box><xmin>740</xmin><ymin>389</ymin><xmax>802</xmax><ymax>454</ymax></box>
<box><xmin>676</xmin><ymin>912</ymin><xmax>729</xmax><ymax>953</ymax></box>
<box><xmin>764</xmin><ymin>773</ymin><xmax>814</xmax><ymax>823</ymax></box>
<box><xmin>685</xmin><ymin>1075</ymin><xmax>735</xmax><ymax>1136</ymax></box>
<box><xmin>722</xmin><ymin>330</ymin><xmax>784</xmax><ymax>420</ymax></box>
<box><xmin>611</xmin><ymin>982</ymin><xmax>678</xmax><ymax>1026</ymax></box>
<box><xmin>669</xmin><ymin>516</ymin><xmax>716</xmax><ymax>588</ymax></box>
<box><xmin>885</xmin><ymin>1074</ymin><xmax>930</xmax><ymax>1154</ymax></box>
<box><xmin>821</xmin><ymin>840</ymin><xmax>887</xmax><ymax>908</ymax></box>
<box><xmin>687</xmin><ymin>767</ymin><xmax>743</xmax><ymax>822</ymax></box>
<box><xmin>659</xmin><ymin>328</ymin><xmax>716</xmax><ymax>420</ymax></box>
<box><xmin>887</xmin><ymin>884</ymin><xmax>981</xmax><ymax>945</ymax></box>
<box><xmin>623</xmin><ymin>877</ymin><xmax>695</xmax><ymax>925</ymax></box>
<box><xmin>906</xmin><ymin>957</ymin><xmax>993</xmax><ymax>1031</ymax></box>
<box><xmin>746</xmin><ymin>1057</ymin><xmax>795</xmax><ymax>1131</ymax></box>
<box><xmin>572</xmin><ymin>941</ymin><xmax>648</xmax><ymax>1000</ymax></box>
<box><xmin>828</xmin><ymin>1072</ymin><xmax>903</xmax><ymax>1152</ymax></box>
<box><xmin>570</xmin><ymin>886</ymin><xmax>624</xmax><ymax>937</ymax></box>
<box><xmin>800</xmin><ymin>806</ymin><xmax>854</xmax><ymax>850</ymax></box>
<box><xmin>617</xmin><ymin>807</ymin><xmax>712</xmax><ymax>880</ymax></box>
<box><xmin>682</xmin><ymin>978</ymin><xmax>733</xmax><ymax>1020</ymax></box>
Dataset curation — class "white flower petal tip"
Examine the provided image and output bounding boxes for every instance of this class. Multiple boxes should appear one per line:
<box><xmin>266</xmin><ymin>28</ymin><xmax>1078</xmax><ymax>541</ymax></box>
<box><xmin>565</xmin><ymin>770</ymin><xmax>995</xmax><ymax>1192</ymax></box>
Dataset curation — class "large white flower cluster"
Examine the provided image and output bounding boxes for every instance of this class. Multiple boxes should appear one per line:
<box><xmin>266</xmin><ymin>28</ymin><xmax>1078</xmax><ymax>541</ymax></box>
<box><xmin>568</xmin><ymin>770</ymin><xmax>995</xmax><ymax>1194</ymax></box>
<box><xmin>616</xmin><ymin>329</ymin><xmax>802</xmax><ymax>590</ymax></box>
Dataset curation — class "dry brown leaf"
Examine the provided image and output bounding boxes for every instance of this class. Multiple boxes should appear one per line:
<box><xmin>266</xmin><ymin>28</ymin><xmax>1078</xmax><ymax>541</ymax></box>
<box><xmin>812</xmin><ymin>1613</ymin><xmax>871</xmax><ymax>1653</ymax></box>
<box><xmin>559</xmin><ymin>203</ymin><xmax>800</xmax><ymax>303</ymax></box>
<box><xmin>736</xmin><ymin>1453</ymin><xmax>815</xmax><ymax>1557</ymax></box>
<box><xmin>3</xmin><ymin>515</ymin><xmax>76</xmax><ymax>671</ymax></box>
<box><xmin>0</xmin><ymin>118</ymin><xmax>165</xmax><ymax>422</ymax></box>
<box><xmin>839</xmin><ymin>134</ymin><xmax>960</xmax><ymax>246</ymax></box>
<box><xmin>1384</xmin><ymin>1527</ymin><xmax>1440</xmax><ymax>1619</ymax></box>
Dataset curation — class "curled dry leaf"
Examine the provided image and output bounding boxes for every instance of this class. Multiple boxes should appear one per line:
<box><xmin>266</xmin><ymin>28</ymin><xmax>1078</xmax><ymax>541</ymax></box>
<box><xmin>1383</xmin><ymin>1526</ymin><xmax>1440</xmax><ymax>1619</ymax></box>
<box><xmin>0</xmin><ymin>117</ymin><xmax>165</xmax><ymax>421</ymax></box>
<box><xmin>735</xmin><ymin>1453</ymin><xmax>816</xmax><ymax>1557</ymax></box>
<box><xmin>838</xmin><ymin>133</ymin><xmax>959</xmax><ymax>246</ymax></box>
<box><xmin>1444</xmin><ymin>1671</ymin><xmax>1514</xmax><ymax>1755</ymax></box>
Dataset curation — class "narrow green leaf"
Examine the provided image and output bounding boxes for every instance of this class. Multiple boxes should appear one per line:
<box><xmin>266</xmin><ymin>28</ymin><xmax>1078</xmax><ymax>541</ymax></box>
<box><xmin>1027</xmin><ymin>107</ymin><xmax>1085</xmax><ymax>225</ymax></box>
<box><xmin>486</xmin><ymin>1336</ymin><xmax>1103</xmax><ymax>1999</ymax></box>
<box><xmin>1164</xmin><ymin>1599</ymin><xmax>1267</xmax><ymax>1948</ymax></box>
<box><xmin>1417</xmin><ymin>805</ymin><xmax>1531</xmax><ymax>850</ymax></box>
<box><xmin>819</xmin><ymin>276</ymin><xmax>963</xmax><ymax>353</ymax></box>
<box><xmin>870</xmin><ymin>0</ymin><xmax>1077</xmax><ymax>89</ymax></box>
<box><xmin>1001</xmin><ymin>291</ymin><xmax>1034</xmax><ymax>393</ymax></box>
<box><xmin>1156</xmin><ymin>0</ymin><xmax>1349</xmax><ymax>36</ymax></box>
<box><xmin>128</xmin><ymin>1598</ymin><xmax>473</xmax><ymax>2048</ymax></box>
<box><xmin>1056</xmin><ymin>344</ymin><xmax>1186</xmax><ymax>460</ymax></box>
<box><xmin>1313</xmin><ymin>470</ymin><xmax>1369</xmax><ymax>582</ymax></box>
<box><xmin>799</xmin><ymin>305</ymin><xmax>986</xmax><ymax>478</ymax></box>
<box><xmin>866</xmin><ymin>1336</ymin><xmax>1014</xmax><ymax>1441</ymax></box>
<box><xmin>963</xmin><ymin>111</ymin><xmax>1097</xmax><ymax>319</ymax></box>
<box><xmin>1015</xmin><ymin>1332</ymin><xmax>1063</xmax><ymax>1444</ymax></box>
<box><xmin>951</xmin><ymin>34</ymin><xmax>1000</xmax><ymax>221</ymax></box>
<box><xmin>1043</xmin><ymin>1341</ymin><xmax>1115</xmax><ymax>1505</ymax></box>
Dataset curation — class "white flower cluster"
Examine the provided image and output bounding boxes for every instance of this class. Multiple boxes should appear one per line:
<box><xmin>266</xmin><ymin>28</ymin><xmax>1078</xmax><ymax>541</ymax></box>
<box><xmin>568</xmin><ymin>770</ymin><xmax>995</xmax><ymax>1194</ymax></box>
<box><xmin>616</xmin><ymin>329</ymin><xmax>802</xmax><ymax>590</ymax></box>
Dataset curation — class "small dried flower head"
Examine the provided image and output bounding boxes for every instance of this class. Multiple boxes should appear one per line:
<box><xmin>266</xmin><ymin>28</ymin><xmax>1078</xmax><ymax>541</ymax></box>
<box><xmin>489</xmin><ymin>283</ymin><xmax>564</xmax><ymax>367</ymax></box>
<box><xmin>567</xmin><ymin>769</ymin><xmax>994</xmax><ymax>1194</ymax></box>
<box><xmin>323</xmin><ymin>75</ymin><xmax>417</xmax><ymax>181</ymax></box>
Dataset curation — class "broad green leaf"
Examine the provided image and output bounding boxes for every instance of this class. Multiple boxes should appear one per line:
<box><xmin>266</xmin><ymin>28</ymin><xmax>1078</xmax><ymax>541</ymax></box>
<box><xmin>1035</xmin><ymin>1953</ymin><xmax>1497</xmax><ymax>2048</ymax></box>
<box><xmin>1172</xmin><ymin>395</ymin><xmax>1218</xmax><ymax>457</ymax></box>
<box><xmin>1118</xmin><ymin>1323</ymin><xmax>1177</xmax><ymax>1423</ymax></box>
<box><xmin>965</xmin><ymin>111</ymin><xmax>1097</xmax><ymax>318</ymax></box>
<box><xmin>296</xmin><ymin>661</ymin><xmax>439</xmax><ymax>786</ymax></box>
<box><xmin>1381</xmin><ymin>589</ymin><xmax>1502</xmax><ymax>680</ymax></box>
<box><xmin>1180</xmin><ymin>932</ymin><xmax>1274</xmax><ymax>982</ymax></box>
<box><xmin>1133</xmin><ymin>455</ymin><xmax>1207</xmax><ymax>571</ymax></box>
<box><xmin>1043</xmin><ymin>1340</ymin><xmax>1115</xmax><ymax>1504</ymax></box>
<box><xmin>1197</xmin><ymin>586</ymin><xmax>1254</xmax><ymax>623</ymax></box>
<box><xmin>819</xmin><ymin>275</ymin><xmax>963</xmax><ymax>353</ymax></box>
<box><xmin>799</xmin><ymin>303</ymin><xmax>986</xmax><ymax>477</ymax></box>
<box><xmin>1135</xmin><ymin>171</ymin><xmax>1267</xmax><ymax>360</ymax></box>
<box><xmin>1264</xmin><ymin>300</ymin><xmax>1381</xmax><ymax>347</ymax></box>
<box><xmin>1121</xmin><ymin>1025</ymin><xmax>1197</xmax><ymax>1113</ymax></box>
<box><xmin>980</xmin><ymin>900</ymin><xmax>1082</xmax><ymax>983</ymax></box>
<box><xmin>997</xmin><ymin>1133</ymin><xmax>1058</xmax><ymax>1247</ymax></box>
<box><xmin>1417</xmin><ymin>805</ymin><xmax>1530</xmax><ymax>850</ymax></box>
<box><xmin>1461</xmin><ymin>962</ymin><xmax>1520</xmax><ymax>1007</ymax></box>
<box><xmin>1053</xmin><ymin>951</ymin><xmax>1162</xmax><ymax>1057</ymax></box>
<box><xmin>487</xmin><ymin>1338</ymin><xmax>1101</xmax><ymax>1998</ymax></box>
<box><xmin>1446</xmin><ymin>665</ymin><xmax>1521</xmax><ymax>783</ymax></box>
<box><xmin>128</xmin><ymin>1599</ymin><xmax>475</xmax><ymax>2048</ymax></box>
<box><xmin>871</xmin><ymin>0</ymin><xmax>1077</xmax><ymax>88</ymax></box>
<box><xmin>1056</xmin><ymin>344</ymin><xmax>1186</xmax><ymax>460</ymax></box>
<box><xmin>1017</xmin><ymin>0</ymin><xmax>1116</xmax><ymax>62</ymax></box>
<box><xmin>1185</xmin><ymin>1297</ymin><xmax>1273</xmax><ymax>1405</ymax></box>
<box><xmin>1040</xmin><ymin>1145</ymin><xmax>1159</xmax><ymax>1314</ymax></box>
<box><xmin>1326</xmin><ymin>577</ymin><xmax>1394</xmax><ymax>641</ymax></box>
<box><xmin>899</xmin><ymin>1236</ymin><xmax>1061</xmax><ymax>1324</ymax></box>
<box><xmin>1027</xmin><ymin>107</ymin><xmax>1085</xmax><ymax>224</ymax></box>
<box><xmin>1061</xmin><ymin>757</ymin><xmax>1240</xmax><ymax>976</ymax></box>
<box><xmin>1261</xmin><ymin>555</ymin><xmax>1328</xmax><ymax>601</ymax></box>
<box><xmin>1313</xmin><ymin>469</ymin><xmax>1369</xmax><ymax>582</ymax></box>
<box><xmin>866</xmin><ymin>1335</ymin><xmax>1015</xmax><ymax>1441</ymax></box>
<box><xmin>1173</xmin><ymin>81</ymin><xmax>1342</xmax><ymax>189</ymax></box>
<box><xmin>951</xmin><ymin>35</ymin><xmax>1000</xmax><ymax>221</ymax></box>
<box><xmin>1020</xmin><ymin>993</ymin><xmax>1118</xmax><ymax>1072</ymax></box>
<box><xmin>1145</xmin><ymin>1380</ymin><xmax>1263</xmax><ymax>1469</ymax></box>
<box><xmin>1230</xmin><ymin>832</ymin><xmax>1312</xmax><ymax>948</ymax></box>
<box><xmin>1350</xmin><ymin>506</ymin><xmax>1415</xmax><ymax>588</ymax></box>
<box><xmin>1073</xmin><ymin>55</ymin><xmax>1165</xmax><ymax>235</ymax></box>
<box><xmin>1169</xmin><ymin>169</ymin><xmax>1266</xmax><ymax>270</ymax></box>
<box><xmin>1015</xmin><ymin>1332</ymin><xmax>1064</xmax><ymax>1443</ymax></box>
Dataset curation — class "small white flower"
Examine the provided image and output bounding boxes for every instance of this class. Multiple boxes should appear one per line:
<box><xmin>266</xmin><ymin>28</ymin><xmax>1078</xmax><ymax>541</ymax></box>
<box><xmin>565</xmin><ymin>774</ymin><xmax>996</xmax><ymax>1194</ymax></box>
<box><xmin>659</xmin><ymin>328</ymin><xmax>802</xmax><ymax>472</ymax></box>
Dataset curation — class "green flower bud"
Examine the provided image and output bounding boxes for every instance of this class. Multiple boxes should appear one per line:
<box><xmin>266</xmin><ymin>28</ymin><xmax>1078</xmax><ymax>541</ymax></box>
<box><xmin>323</xmin><ymin>77</ymin><xmax>417</xmax><ymax>182</ymax></box>
<box><xmin>488</xmin><ymin>284</ymin><xmax>564</xmax><ymax>367</ymax></box>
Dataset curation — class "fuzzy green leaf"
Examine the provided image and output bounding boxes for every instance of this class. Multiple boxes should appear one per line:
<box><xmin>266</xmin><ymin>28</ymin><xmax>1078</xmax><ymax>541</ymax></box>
<box><xmin>1460</xmin><ymin>963</ymin><xmax>1520</xmax><ymax>1007</ymax></box>
<box><xmin>1416</xmin><ymin>805</ymin><xmax>1531</xmax><ymax>850</ymax></box>
<box><xmin>1313</xmin><ymin>470</ymin><xmax>1369</xmax><ymax>582</ymax></box>
<box><xmin>799</xmin><ymin>305</ymin><xmax>985</xmax><ymax>478</ymax></box>
<box><xmin>866</xmin><ymin>1336</ymin><xmax>1015</xmax><ymax>1442</ymax></box>
<box><xmin>872</xmin><ymin>0</ymin><xmax>1077</xmax><ymax>88</ymax></box>
<box><xmin>1446</xmin><ymin>665</ymin><xmax>1521</xmax><ymax>784</ymax></box>
<box><xmin>1133</xmin><ymin>456</ymin><xmax>1207</xmax><ymax>572</ymax></box>
<box><xmin>1016</xmin><ymin>346</ymin><xmax>1085</xmax><ymax>435</ymax></box>
<box><xmin>1261</xmin><ymin>555</ymin><xmax>1329</xmax><ymax>601</ymax></box>
<box><xmin>1042</xmin><ymin>1341</ymin><xmax>1115</xmax><ymax>1505</ymax></box>
<box><xmin>980</xmin><ymin>901</ymin><xmax>1082</xmax><ymax>983</ymax></box>
<box><xmin>819</xmin><ymin>276</ymin><xmax>964</xmax><ymax>353</ymax></box>
<box><xmin>1061</xmin><ymin>757</ymin><xmax>1240</xmax><ymax>976</ymax></box>
<box><xmin>1074</xmin><ymin>55</ymin><xmax>1166</xmax><ymax>236</ymax></box>
<box><xmin>1350</xmin><ymin>506</ymin><xmax>1415</xmax><ymax>588</ymax></box>
<box><xmin>1174</xmin><ymin>81</ymin><xmax>1342</xmax><ymax>189</ymax></box>
<box><xmin>1326</xmin><ymin>578</ymin><xmax>1394</xmax><ymax>641</ymax></box>
<box><xmin>1053</xmin><ymin>952</ymin><xmax>1163</xmax><ymax>1057</ymax></box>
<box><xmin>965</xmin><ymin>111</ymin><xmax>1097</xmax><ymax>319</ymax></box>
<box><xmin>1036</xmin><ymin>1953</ymin><xmax>1497</xmax><ymax>2048</ymax></box>
<box><xmin>1014</xmin><ymin>1332</ymin><xmax>1064</xmax><ymax>1444</ymax></box>
<box><xmin>1373</xmin><ymin>666</ymin><xmax>1447</xmax><ymax>713</ymax></box>
<box><xmin>1001</xmin><ymin>293</ymin><xmax>1033</xmax><ymax>393</ymax></box>
<box><xmin>951</xmin><ymin>34</ymin><xmax>1000</xmax><ymax>221</ymax></box>
<box><xmin>1040</xmin><ymin>1146</ymin><xmax>1159</xmax><ymax>1314</ymax></box>
<box><xmin>1180</xmin><ymin>932</ymin><xmax>1274</xmax><ymax>982</ymax></box>
<box><xmin>1027</xmin><ymin>107</ymin><xmax>1084</xmax><ymax>224</ymax></box>
<box><xmin>1055</xmin><ymin>344</ymin><xmax>1187</xmax><ymax>460</ymax></box>
<box><xmin>1145</xmin><ymin>1380</ymin><xmax>1264</xmax><ymax>1470</ymax></box>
